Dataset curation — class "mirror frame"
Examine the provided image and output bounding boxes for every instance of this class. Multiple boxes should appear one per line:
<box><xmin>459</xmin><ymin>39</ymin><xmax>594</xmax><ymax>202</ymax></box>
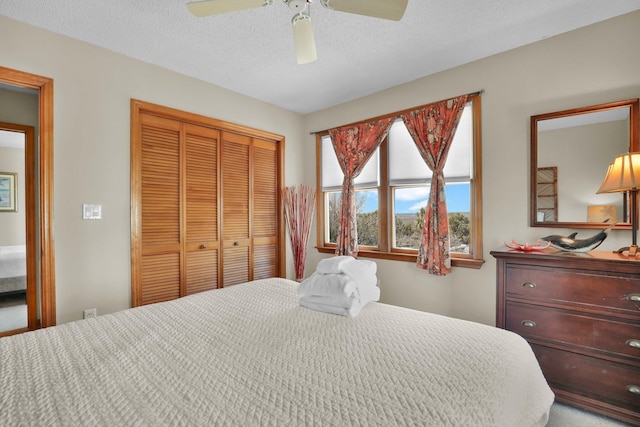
<box><xmin>530</xmin><ymin>98</ymin><xmax>639</xmax><ymax>229</ymax></box>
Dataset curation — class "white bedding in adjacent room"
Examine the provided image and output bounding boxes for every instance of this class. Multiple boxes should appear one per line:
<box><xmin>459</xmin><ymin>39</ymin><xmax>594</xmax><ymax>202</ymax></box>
<box><xmin>0</xmin><ymin>245</ymin><xmax>26</xmax><ymax>278</ymax></box>
<box><xmin>0</xmin><ymin>244</ymin><xmax>26</xmax><ymax>294</ymax></box>
<box><xmin>0</xmin><ymin>278</ymin><xmax>554</xmax><ymax>426</ymax></box>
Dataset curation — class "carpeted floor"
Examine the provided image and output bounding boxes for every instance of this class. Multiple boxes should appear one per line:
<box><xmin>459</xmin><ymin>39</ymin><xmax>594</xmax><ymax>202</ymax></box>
<box><xmin>547</xmin><ymin>403</ymin><xmax>632</xmax><ymax>426</ymax></box>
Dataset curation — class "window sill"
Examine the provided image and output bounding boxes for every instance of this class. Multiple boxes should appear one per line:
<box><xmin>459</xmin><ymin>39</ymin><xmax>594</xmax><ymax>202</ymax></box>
<box><xmin>316</xmin><ymin>246</ymin><xmax>485</xmax><ymax>269</ymax></box>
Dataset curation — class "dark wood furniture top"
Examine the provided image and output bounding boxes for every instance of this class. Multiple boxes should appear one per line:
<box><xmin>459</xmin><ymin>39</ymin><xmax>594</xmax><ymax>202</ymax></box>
<box><xmin>491</xmin><ymin>248</ymin><xmax>640</xmax><ymax>425</ymax></box>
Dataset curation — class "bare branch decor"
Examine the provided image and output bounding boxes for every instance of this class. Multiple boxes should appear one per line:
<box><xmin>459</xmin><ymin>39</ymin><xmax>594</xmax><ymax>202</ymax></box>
<box><xmin>282</xmin><ymin>185</ymin><xmax>316</xmax><ymax>281</ymax></box>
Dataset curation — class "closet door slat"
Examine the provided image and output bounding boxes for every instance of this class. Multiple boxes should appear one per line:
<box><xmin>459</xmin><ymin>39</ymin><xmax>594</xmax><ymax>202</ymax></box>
<box><xmin>221</xmin><ymin>132</ymin><xmax>251</xmax><ymax>286</ymax></box>
<box><xmin>185</xmin><ymin>124</ymin><xmax>219</xmax><ymax>295</ymax></box>
<box><xmin>252</xmin><ymin>140</ymin><xmax>278</xmax><ymax>280</ymax></box>
<box><xmin>139</xmin><ymin>114</ymin><xmax>181</xmax><ymax>304</ymax></box>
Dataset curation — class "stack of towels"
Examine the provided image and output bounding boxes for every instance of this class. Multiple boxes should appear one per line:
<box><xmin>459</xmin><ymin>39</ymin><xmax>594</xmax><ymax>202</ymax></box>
<box><xmin>297</xmin><ymin>256</ymin><xmax>380</xmax><ymax>317</ymax></box>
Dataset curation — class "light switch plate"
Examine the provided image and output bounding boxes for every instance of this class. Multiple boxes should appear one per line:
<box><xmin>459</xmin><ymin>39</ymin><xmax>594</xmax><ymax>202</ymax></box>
<box><xmin>82</xmin><ymin>204</ymin><xmax>102</xmax><ymax>220</ymax></box>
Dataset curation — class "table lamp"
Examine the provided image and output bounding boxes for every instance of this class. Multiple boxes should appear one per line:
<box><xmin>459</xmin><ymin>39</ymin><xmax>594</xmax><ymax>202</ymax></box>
<box><xmin>597</xmin><ymin>152</ymin><xmax>640</xmax><ymax>256</ymax></box>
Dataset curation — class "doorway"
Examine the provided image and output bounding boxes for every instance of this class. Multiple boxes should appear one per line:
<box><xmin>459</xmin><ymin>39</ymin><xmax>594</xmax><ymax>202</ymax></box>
<box><xmin>0</xmin><ymin>66</ymin><xmax>55</xmax><ymax>335</ymax></box>
<box><xmin>0</xmin><ymin>124</ymin><xmax>36</xmax><ymax>335</ymax></box>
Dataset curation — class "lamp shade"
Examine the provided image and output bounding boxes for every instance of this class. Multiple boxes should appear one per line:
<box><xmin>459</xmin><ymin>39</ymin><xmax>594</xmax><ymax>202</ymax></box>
<box><xmin>597</xmin><ymin>152</ymin><xmax>640</xmax><ymax>194</ymax></box>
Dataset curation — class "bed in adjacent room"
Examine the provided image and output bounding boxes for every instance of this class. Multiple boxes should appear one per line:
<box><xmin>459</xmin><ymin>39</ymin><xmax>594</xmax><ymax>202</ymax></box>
<box><xmin>0</xmin><ymin>278</ymin><xmax>554</xmax><ymax>426</ymax></box>
<box><xmin>0</xmin><ymin>245</ymin><xmax>26</xmax><ymax>295</ymax></box>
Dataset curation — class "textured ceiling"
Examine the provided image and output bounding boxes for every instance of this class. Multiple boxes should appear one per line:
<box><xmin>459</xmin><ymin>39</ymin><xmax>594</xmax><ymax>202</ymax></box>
<box><xmin>1</xmin><ymin>0</ymin><xmax>640</xmax><ymax>114</ymax></box>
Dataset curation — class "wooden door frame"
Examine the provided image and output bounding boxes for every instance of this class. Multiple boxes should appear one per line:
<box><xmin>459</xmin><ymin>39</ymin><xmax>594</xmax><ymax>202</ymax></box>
<box><xmin>0</xmin><ymin>66</ymin><xmax>56</xmax><ymax>328</ymax></box>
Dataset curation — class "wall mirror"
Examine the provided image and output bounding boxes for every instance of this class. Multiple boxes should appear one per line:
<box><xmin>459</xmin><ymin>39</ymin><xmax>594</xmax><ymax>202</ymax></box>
<box><xmin>531</xmin><ymin>98</ymin><xmax>639</xmax><ymax>229</ymax></box>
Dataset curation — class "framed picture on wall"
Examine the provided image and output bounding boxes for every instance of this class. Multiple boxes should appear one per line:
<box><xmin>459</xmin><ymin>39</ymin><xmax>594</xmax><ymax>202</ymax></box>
<box><xmin>0</xmin><ymin>172</ymin><xmax>17</xmax><ymax>212</ymax></box>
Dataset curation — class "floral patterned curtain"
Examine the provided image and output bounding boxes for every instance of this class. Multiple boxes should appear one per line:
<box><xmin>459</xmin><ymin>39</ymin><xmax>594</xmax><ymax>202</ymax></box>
<box><xmin>400</xmin><ymin>95</ymin><xmax>468</xmax><ymax>275</ymax></box>
<box><xmin>329</xmin><ymin>118</ymin><xmax>394</xmax><ymax>256</ymax></box>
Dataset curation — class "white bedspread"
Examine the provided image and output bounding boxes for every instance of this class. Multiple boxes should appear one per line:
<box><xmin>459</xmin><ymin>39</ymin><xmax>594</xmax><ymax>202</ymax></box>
<box><xmin>0</xmin><ymin>244</ymin><xmax>26</xmax><ymax>278</ymax></box>
<box><xmin>0</xmin><ymin>278</ymin><xmax>554</xmax><ymax>426</ymax></box>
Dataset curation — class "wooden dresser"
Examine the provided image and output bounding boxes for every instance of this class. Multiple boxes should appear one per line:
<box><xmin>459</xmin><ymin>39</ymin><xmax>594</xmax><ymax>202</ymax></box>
<box><xmin>491</xmin><ymin>249</ymin><xmax>640</xmax><ymax>425</ymax></box>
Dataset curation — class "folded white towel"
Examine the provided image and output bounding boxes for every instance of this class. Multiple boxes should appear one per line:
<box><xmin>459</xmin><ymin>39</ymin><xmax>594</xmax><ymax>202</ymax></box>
<box><xmin>300</xmin><ymin>285</ymin><xmax>380</xmax><ymax>309</ymax></box>
<box><xmin>298</xmin><ymin>281</ymin><xmax>380</xmax><ymax>317</ymax></box>
<box><xmin>317</xmin><ymin>256</ymin><xmax>377</xmax><ymax>284</ymax></box>
<box><xmin>299</xmin><ymin>299</ymin><xmax>365</xmax><ymax>317</ymax></box>
<box><xmin>316</xmin><ymin>256</ymin><xmax>356</xmax><ymax>275</ymax></box>
<box><xmin>341</xmin><ymin>260</ymin><xmax>377</xmax><ymax>284</ymax></box>
<box><xmin>341</xmin><ymin>259</ymin><xmax>377</xmax><ymax>277</ymax></box>
<box><xmin>297</xmin><ymin>272</ymin><xmax>357</xmax><ymax>298</ymax></box>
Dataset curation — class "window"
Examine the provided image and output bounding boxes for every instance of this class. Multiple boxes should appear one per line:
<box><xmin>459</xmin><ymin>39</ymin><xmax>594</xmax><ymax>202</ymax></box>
<box><xmin>316</xmin><ymin>94</ymin><xmax>483</xmax><ymax>268</ymax></box>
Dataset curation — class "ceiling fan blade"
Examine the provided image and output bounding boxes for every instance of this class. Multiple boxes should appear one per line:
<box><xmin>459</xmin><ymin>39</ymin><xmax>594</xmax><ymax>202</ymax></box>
<box><xmin>320</xmin><ymin>0</ymin><xmax>408</xmax><ymax>21</ymax></box>
<box><xmin>292</xmin><ymin>13</ymin><xmax>317</xmax><ymax>65</ymax></box>
<box><xmin>187</xmin><ymin>0</ymin><xmax>272</xmax><ymax>17</ymax></box>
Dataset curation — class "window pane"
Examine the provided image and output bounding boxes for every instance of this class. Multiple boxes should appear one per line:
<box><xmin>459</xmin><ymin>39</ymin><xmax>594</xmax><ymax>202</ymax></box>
<box><xmin>356</xmin><ymin>189</ymin><xmax>379</xmax><ymax>247</ymax></box>
<box><xmin>393</xmin><ymin>183</ymin><xmax>470</xmax><ymax>253</ymax></box>
<box><xmin>393</xmin><ymin>186</ymin><xmax>428</xmax><ymax>249</ymax></box>
<box><xmin>325</xmin><ymin>189</ymin><xmax>379</xmax><ymax>247</ymax></box>
<box><xmin>447</xmin><ymin>183</ymin><xmax>471</xmax><ymax>254</ymax></box>
<box><xmin>326</xmin><ymin>192</ymin><xmax>341</xmax><ymax>244</ymax></box>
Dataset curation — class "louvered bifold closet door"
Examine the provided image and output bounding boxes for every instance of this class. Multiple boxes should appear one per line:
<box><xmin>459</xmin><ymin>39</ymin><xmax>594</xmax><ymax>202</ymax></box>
<box><xmin>252</xmin><ymin>139</ymin><xmax>279</xmax><ymax>280</ymax></box>
<box><xmin>185</xmin><ymin>124</ymin><xmax>219</xmax><ymax>295</ymax></box>
<box><xmin>221</xmin><ymin>132</ymin><xmax>251</xmax><ymax>286</ymax></box>
<box><xmin>139</xmin><ymin>114</ymin><xmax>182</xmax><ymax>305</ymax></box>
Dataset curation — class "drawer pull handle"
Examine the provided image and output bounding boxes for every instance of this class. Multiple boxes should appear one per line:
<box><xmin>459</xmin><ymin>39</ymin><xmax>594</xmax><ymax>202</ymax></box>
<box><xmin>521</xmin><ymin>320</ymin><xmax>536</xmax><ymax>328</ymax></box>
<box><xmin>626</xmin><ymin>339</ymin><xmax>640</xmax><ymax>349</ymax></box>
<box><xmin>522</xmin><ymin>282</ymin><xmax>536</xmax><ymax>289</ymax></box>
<box><xmin>627</xmin><ymin>385</ymin><xmax>640</xmax><ymax>395</ymax></box>
<box><xmin>200</xmin><ymin>244</ymin><xmax>207</xmax><ymax>249</ymax></box>
<box><xmin>627</xmin><ymin>294</ymin><xmax>640</xmax><ymax>302</ymax></box>
<box><xmin>234</xmin><ymin>241</ymin><xmax>240</xmax><ymax>246</ymax></box>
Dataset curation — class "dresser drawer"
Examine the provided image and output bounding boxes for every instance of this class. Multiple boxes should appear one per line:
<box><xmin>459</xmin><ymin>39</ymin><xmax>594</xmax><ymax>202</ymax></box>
<box><xmin>532</xmin><ymin>343</ymin><xmax>640</xmax><ymax>413</ymax></box>
<box><xmin>506</xmin><ymin>266</ymin><xmax>640</xmax><ymax>313</ymax></box>
<box><xmin>506</xmin><ymin>302</ymin><xmax>640</xmax><ymax>360</ymax></box>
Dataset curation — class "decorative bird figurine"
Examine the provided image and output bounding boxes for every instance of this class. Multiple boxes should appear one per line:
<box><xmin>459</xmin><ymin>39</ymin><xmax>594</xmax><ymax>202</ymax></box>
<box><xmin>541</xmin><ymin>223</ymin><xmax>614</xmax><ymax>253</ymax></box>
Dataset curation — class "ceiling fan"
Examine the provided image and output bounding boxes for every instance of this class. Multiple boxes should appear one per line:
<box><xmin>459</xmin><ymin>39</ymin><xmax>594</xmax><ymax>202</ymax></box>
<box><xmin>186</xmin><ymin>0</ymin><xmax>409</xmax><ymax>64</ymax></box>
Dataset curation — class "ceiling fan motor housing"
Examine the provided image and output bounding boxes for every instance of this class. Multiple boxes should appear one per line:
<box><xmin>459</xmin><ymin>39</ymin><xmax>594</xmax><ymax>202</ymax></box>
<box><xmin>284</xmin><ymin>0</ymin><xmax>309</xmax><ymax>12</ymax></box>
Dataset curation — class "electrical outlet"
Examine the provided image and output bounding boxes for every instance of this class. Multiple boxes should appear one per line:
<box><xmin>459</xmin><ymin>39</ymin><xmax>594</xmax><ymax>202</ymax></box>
<box><xmin>83</xmin><ymin>308</ymin><xmax>97</xmax><ymax>319</ymax></box>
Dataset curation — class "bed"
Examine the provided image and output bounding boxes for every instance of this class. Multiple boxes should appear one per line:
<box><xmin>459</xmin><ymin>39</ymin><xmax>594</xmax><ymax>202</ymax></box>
<box><xmin>0</xmin><ymin>278</ymin><xmax>554</xmax><ymax>426</ymax></box>
<box><xmin>0</xmin><ymin>245</ymin><xmax>26</xmax><ymax>295</ymax></box>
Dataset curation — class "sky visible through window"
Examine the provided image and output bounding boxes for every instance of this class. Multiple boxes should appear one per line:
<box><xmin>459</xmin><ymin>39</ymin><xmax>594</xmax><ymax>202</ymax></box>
<box><xmin>361</xmin><ymin>183</ymin><xmax>471</xmax><ymax>214</ymax></box>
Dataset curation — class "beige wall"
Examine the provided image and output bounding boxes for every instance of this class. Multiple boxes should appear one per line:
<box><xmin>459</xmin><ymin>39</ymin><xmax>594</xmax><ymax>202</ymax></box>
<box><xmin>304</xmin><ymin>11</ymin><xmax>640</xmax><ymax>325</ymax></box>
<box><xmin>1</xmin><ymin>16</ymin><xmax>305</xmax><ymax>324</ymax></box>
<box><xmin>1</xmin><ymin>11</ymin><xmax>639</xmax><ymax>326</ymax></box>
<box><xmin>0</xmin><ymin>88</ymin><xmax>38</xmax><ymax>247</ymax></box>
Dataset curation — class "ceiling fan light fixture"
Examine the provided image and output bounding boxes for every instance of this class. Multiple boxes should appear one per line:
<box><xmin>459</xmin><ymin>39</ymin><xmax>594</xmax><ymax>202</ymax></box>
<box><xmin>319</xmin><ymin>0</ymin><xmax>408</xmax><ymax>21</ymax></box>
<box><xmin>292</xmin><ymin>12</ymin><xmax>317</xmax><ymax>65</ymax></box>
<box><xmin>187</xmin><ymin>0</ymin><xmax>272</xmax><ymax>17</ymax></box>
